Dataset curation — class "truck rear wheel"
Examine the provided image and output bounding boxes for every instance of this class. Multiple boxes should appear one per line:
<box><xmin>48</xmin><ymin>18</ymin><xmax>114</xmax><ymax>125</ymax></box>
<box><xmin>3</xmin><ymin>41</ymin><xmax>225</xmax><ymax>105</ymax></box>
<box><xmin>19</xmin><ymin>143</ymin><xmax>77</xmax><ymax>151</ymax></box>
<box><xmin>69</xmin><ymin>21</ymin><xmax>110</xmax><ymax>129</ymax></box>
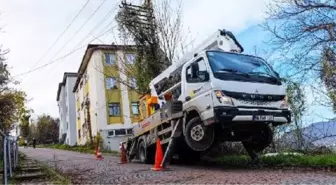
<box><xmin>184</xmin><ymin>117</ymin><xmax>215</xmax><ymax>152</ymax></box>
<box><xmin>138</xmin><ymin>141</ymin><xmax>154</xmax><ymax>164</ymax></box>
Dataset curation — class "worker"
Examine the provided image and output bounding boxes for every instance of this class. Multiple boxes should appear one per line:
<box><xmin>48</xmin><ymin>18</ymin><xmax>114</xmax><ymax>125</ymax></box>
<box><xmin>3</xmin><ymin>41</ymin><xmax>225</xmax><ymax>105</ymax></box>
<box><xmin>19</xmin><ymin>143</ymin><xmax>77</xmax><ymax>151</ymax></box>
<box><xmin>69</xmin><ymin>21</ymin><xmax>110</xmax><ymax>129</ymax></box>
<box><xmin>32</xmin><ymin>138</ymin><xmax>36</xmax><ymax>148</ymax></box>
<box><xmin>24</xmin><ymin>139</ymin><xmax>28</xmax><ymax>148</ymax></box>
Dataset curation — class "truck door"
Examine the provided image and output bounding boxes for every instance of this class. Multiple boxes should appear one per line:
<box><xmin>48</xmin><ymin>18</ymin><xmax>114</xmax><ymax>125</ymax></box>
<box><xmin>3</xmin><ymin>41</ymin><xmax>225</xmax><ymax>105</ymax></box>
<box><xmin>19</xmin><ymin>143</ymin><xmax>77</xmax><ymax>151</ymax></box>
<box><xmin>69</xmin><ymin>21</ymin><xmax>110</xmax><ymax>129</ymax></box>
<box><xmin>183</xmin><ymin>57</ymin><xmax>214</xmax><ymax>120</ymax></box>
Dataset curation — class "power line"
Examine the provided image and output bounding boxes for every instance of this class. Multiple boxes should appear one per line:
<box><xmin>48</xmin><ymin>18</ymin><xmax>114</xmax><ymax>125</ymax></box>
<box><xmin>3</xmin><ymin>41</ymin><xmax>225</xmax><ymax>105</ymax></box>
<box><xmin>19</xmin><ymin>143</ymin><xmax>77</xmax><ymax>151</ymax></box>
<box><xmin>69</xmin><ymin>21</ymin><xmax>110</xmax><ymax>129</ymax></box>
<box><xmin>11</xmin><ymin>25</ymin><xmax>117</xmax><ymax>79</ymax></box>
<box><xmin>47</xmin><ymin>0</ymin><xmax>108</xmax><ymax>63</ymax></box>
<box><xmin>29</xmin><ymin>0</ymin><xmax>91</xmax><ymax>70</ymax></box>
<box><xmin>73</xmin><ymin>1</ymin><xmax>120</xmax><ymax>49</ymax></box>
<box><xmin>45</xmin><ymin>2</ymin><xmax>121</xmax><ymax>78</ymax></box>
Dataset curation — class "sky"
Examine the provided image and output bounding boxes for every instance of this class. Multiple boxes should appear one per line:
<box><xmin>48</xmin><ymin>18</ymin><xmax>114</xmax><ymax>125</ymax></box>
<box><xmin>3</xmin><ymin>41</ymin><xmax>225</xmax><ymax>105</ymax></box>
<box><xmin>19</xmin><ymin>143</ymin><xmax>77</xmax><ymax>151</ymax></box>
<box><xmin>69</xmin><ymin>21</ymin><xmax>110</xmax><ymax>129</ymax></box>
<box><xmin>0</xmin><ymin>0</ymin><xmax>334</xmax><ymax>124</ymax></box>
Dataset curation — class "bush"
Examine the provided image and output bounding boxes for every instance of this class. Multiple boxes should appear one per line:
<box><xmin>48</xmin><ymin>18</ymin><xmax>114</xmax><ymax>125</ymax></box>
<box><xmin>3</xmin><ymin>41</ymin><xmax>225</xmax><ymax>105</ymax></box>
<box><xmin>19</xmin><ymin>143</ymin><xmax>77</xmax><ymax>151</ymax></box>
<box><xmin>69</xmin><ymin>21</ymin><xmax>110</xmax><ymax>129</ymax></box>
<box><xmin>18</xmin><ymin>138</ymin><xmax>25</xmax><ymax>146</ymax></box>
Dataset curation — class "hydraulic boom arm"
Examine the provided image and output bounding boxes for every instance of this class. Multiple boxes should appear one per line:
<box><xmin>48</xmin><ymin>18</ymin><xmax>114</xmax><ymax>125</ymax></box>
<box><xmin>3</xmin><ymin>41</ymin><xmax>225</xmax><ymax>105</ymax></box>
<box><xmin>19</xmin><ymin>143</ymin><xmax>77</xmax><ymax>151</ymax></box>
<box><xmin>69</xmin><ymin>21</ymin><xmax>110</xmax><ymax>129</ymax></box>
<box><xmin>149</xmin><ymin>29</ymin><xmax>244</xmax><ymax>99</ymax></box>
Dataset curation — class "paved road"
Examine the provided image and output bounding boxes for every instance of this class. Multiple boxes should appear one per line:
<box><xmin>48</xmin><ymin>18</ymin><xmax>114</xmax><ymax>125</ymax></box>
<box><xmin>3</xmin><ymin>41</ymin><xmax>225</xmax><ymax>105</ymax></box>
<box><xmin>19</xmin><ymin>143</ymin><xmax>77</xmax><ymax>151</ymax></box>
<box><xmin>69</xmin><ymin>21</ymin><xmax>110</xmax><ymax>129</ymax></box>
<box><xmin>20</xmin><ymin>147</ymin><xmax>336</xmax><ymax>184</ymax></box>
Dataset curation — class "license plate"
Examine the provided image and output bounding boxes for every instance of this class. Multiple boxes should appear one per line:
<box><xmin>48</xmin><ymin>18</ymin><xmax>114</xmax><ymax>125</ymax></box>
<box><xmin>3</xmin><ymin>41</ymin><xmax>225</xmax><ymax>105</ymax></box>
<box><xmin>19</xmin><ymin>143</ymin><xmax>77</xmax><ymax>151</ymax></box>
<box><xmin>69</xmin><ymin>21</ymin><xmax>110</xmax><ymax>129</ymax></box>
<box><xmin>253</xmin><ymin>115</ymin><xmax>274</xmax><ymax>121</ymax></box>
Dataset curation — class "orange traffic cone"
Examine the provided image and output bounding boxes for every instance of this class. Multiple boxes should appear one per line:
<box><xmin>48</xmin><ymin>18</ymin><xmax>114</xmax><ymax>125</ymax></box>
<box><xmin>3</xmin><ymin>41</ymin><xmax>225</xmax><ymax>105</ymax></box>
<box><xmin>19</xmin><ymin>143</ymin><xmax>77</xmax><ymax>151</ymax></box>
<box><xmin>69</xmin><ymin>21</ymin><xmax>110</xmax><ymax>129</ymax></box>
<box><xmin>119</xmin><ymin>143</ymin><xmax>127</xmax><ymax>164</ymax></box>
<box><xmin>151</xmin><ymin>138</ymin><xmax>163</xmax><ymax>171</ymax></box>
<box><xmin>96</xmin><ymin>146</ymin><xmax>104</xmax><ymax>160</ymax></box>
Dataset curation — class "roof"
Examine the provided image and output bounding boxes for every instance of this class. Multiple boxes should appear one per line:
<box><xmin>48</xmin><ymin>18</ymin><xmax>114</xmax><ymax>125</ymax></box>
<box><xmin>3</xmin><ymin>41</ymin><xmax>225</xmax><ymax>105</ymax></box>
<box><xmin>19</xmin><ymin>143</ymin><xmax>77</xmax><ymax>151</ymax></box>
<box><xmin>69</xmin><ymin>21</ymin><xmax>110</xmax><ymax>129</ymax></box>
<box><xmin>72</xmin><ymin>44</ymin><xmax>137</xmax><ymax>93</ymax></box>
<box><xmin>56</xmin><ymin>72</ymin><xmax>78</xmax><ymax>101</ymax></box>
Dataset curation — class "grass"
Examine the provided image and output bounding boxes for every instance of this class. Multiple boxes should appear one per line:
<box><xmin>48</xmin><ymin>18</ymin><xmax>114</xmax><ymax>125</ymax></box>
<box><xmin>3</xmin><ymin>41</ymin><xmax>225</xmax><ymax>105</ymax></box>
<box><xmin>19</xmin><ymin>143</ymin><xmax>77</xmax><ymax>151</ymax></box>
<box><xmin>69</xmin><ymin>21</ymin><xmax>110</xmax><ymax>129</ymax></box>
<box><xmin>38</xmin><ymin>161</ymin><xmax>70</xmax><ymax>184</ymax></box>
<box><xmin>37</xmin><ymin>144</ymin><xmax>120</xmax><ymax>156</ymax></box>
<box><xmin>214</xmin><ymin>154</ymin><xmax>336</xmax><ymax>169</ymax></box>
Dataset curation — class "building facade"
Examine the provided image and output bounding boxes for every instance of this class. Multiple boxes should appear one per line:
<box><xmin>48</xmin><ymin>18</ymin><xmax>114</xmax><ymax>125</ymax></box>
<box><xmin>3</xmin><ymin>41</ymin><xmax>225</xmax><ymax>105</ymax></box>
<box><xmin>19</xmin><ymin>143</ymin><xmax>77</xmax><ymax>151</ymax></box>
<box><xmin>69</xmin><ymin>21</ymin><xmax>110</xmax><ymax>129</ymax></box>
<box><xmin>73</xmin><ymin>44</ymin><xmax>139</xmax><ymax>151</ymax></box>
<box><xmin>56</xmin><ymin>72</ymin><xmax>78</xmax><ymax>146</ymax></box>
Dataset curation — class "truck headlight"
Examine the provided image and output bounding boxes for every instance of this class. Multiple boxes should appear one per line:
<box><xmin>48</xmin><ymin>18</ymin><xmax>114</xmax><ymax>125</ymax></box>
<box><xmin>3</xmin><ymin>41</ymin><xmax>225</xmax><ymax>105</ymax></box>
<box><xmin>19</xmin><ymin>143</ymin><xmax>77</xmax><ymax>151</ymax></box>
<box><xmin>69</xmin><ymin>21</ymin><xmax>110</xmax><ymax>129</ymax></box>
<box><xmin>215</xmin><ymin>90</ymin><xmax>233</xmax><ymax>105</ymax></box>
<box><xmin>280</xmin><ymin>96</ymin><xmax>289</xmax><ymax>109</ymax></box>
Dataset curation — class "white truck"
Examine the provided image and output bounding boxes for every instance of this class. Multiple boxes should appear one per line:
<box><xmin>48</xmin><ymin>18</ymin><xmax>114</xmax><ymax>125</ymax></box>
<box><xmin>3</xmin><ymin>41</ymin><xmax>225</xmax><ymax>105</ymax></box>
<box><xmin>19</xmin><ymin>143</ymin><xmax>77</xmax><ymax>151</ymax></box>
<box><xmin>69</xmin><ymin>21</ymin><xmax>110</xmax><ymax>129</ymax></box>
<box><xmin>124</xmin><ymin>29</ymin><xmax>291</xmax><ymax>166</ymax></box>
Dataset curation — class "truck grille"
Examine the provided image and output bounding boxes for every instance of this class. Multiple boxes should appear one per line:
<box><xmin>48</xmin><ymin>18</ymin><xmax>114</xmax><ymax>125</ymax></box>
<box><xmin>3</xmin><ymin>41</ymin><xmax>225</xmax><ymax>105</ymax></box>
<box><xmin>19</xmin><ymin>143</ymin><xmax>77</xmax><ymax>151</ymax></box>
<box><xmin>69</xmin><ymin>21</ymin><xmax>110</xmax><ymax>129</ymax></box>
<box><xmin>233</xmin><ymin>99</ymin><xmax>278</xmax><ymax>107</ymax></box>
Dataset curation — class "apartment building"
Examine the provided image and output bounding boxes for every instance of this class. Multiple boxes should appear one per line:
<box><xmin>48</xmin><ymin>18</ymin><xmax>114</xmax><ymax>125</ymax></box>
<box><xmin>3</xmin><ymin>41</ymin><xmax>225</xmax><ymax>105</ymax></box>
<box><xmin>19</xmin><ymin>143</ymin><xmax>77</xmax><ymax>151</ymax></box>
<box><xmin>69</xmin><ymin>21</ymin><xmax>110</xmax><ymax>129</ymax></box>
<box><xmin>56</xmin><ymin>72</ymin><xmax>78</xmax><ymax>146</ymax></box>
<box><xmin>73</xmin><ymin>44</ymin><xmax>139</xmax><ymax>151</ymax></box>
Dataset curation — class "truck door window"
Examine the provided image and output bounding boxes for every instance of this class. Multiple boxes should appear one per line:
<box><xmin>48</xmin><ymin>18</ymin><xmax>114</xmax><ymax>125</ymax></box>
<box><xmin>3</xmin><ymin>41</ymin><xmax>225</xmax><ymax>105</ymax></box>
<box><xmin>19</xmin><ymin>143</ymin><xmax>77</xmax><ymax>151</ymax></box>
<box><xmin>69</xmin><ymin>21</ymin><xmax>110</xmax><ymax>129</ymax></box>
<box><xmin>186</xmin><ymin>58</ymin><xmax>209</xmax><ymax>83</ymax></box>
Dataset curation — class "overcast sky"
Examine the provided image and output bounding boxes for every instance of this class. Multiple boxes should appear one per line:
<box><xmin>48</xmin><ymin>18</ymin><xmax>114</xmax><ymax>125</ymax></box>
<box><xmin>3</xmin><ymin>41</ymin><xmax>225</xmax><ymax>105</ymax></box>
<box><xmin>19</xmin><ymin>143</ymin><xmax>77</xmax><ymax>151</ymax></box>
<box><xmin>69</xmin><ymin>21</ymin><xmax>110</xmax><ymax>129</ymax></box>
<box><xmin>0</xmin><ymin>0</ymin><xmax>334</xmax><ymax>123</ymax></box>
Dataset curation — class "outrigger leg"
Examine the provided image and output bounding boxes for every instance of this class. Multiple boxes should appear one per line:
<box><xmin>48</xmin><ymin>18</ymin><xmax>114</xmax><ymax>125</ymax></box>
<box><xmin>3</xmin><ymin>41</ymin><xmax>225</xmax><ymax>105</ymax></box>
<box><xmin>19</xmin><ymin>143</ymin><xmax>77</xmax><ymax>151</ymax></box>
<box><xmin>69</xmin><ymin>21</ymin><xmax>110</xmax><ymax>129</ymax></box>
<box><xmin>242</xmin><ymin>141</ymin><xmax>261</xmax><ymax>166</ymax></box>
<box><xmin>160</xmin><ymin>118</ymin><xmax>183</xmax><ymax>168</ymax></box>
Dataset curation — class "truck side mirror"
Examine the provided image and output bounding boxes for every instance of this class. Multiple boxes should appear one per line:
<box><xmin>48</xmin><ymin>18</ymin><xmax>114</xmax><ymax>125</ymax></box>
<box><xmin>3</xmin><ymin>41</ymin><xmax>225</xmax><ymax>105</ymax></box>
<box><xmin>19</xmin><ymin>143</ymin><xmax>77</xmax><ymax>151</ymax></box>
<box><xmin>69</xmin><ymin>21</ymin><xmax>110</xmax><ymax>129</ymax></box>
<box><xmin>274</xmin><ymin>71</ymin><xmax>280</xmax><ymax>78</ymax></box>
<box><xmin>198</xmin><ymin>71</ymin><xmax>210</xmax><ymax>81</ymax></box>
<box><xmin>204</xmin><ymin>71</ymin><xmax>210</xmax><ymax>81</ymax></box>
<box><xmin>185</xmin><ymin>96</ymin><xmax>191</xmax><ymax>102</ymax></box>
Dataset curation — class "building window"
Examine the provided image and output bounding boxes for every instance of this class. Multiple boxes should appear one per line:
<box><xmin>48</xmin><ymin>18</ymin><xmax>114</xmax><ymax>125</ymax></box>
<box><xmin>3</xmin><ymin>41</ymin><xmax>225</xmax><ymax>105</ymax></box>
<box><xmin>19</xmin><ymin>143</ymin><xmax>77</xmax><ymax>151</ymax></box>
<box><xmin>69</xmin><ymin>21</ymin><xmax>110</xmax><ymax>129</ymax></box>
<box><xmin>106</xmin><ymin>77</ymin><xmax>117</xmax><ymax>89</ymax></box>
<box><xmin>129</xmin><ymin>77</ymin><xmax>136</xmax><ymax>89</ymax></box>
<box><xmin>108</xmin><ymin>130</ymin><xmax>114</xmax><ymax>136</ymax></box>
<box><xmin>78</xmin><ymin>129</ymin><xmax>81</xmax><ymax>139</ymax></box>
<box><xmin>107</xmin><ymin>129</ymin><xmax>132</xmax><ymax>137</ymax></box>
<box><xmin>125</xmin><ymin>54</ymin><xmax>135</xmax><ymax>64</ymax></box>
<box><xmin>108</xmin><ymin>103</ymin><xmax>120</xmax><ymax>116</ymax></box>
<box><xmin>105</xmin><ymin>53</ymin><xmax>116</xmax><ymax>65</ymax></box>
<box><xmin>115</xmin><ymin>129</ymin><xmax>126</xmax><ymax>136</ymax></box>
<box><xmin>131</xmin><ymin>102</ymin><xmax>139</xmax><ymax>115</ymax></box>
<box><xmin>126</xmin><ymin>128</ymin><xmax>133</xmax><ymax>135</ymax></box>
<box><xmin>67</xmin><ymin>122</ymin><xmax>68</xmax><ymax>129</ymax></box>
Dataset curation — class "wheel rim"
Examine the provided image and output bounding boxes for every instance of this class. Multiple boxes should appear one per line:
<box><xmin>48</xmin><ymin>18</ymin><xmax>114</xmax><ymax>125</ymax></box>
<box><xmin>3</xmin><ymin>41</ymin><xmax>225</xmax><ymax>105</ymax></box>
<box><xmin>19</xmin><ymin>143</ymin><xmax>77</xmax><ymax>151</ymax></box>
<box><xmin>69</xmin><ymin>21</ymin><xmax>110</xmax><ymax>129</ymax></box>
<box><xmin>190</xmin><ymin>125</ymin><xmax>205</xmax><ymax>141</ymax></box>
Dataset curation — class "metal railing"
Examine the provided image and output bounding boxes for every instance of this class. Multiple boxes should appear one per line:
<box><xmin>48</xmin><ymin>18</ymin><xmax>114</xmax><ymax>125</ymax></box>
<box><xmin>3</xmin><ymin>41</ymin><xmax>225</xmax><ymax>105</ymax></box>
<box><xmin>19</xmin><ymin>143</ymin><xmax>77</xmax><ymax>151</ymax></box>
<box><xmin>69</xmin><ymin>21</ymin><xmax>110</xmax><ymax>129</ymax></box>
<box><xmin>1</xmin><ymin>130</ymin><xmax>19</xmax><ymax>185</ymax></box>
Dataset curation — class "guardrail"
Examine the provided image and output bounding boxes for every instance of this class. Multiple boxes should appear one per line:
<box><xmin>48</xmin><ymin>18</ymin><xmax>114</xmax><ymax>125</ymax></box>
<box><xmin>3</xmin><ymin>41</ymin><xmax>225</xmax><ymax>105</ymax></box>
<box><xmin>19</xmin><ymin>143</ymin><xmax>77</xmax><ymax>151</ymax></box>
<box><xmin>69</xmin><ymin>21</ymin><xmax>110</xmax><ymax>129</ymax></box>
<box><xmin>1</xmin><ymin>130</ymin><xmax>19</xmax><ymax>185</ymax></box>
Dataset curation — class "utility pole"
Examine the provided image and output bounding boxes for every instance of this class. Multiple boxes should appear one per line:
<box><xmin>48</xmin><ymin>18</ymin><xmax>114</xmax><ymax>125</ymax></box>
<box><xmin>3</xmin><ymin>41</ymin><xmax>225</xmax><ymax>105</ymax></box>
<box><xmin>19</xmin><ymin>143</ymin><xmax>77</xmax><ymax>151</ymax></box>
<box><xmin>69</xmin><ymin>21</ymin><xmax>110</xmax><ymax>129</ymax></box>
<box><xmin>117</xmin><ymin>0</ymin><xmax>170</xmax><ymax>94</ymax></box>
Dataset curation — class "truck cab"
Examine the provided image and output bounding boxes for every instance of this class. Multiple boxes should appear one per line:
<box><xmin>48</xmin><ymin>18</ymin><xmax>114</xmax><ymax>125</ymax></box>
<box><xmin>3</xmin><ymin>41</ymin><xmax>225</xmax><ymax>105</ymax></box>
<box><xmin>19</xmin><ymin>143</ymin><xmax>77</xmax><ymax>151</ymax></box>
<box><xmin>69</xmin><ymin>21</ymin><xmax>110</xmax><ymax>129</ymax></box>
<box><xmin>179</xmin><ymin>49</ymin><xmax>291</xmax><ymax>154</ymax></box>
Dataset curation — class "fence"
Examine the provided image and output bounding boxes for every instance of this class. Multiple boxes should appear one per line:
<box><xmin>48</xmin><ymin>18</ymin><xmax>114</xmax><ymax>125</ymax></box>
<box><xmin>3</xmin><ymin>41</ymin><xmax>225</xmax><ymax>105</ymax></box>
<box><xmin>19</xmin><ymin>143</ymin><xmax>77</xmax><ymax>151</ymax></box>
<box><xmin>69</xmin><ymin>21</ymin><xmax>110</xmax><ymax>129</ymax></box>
<box><xmin>0</xmin><ymin>130</ymin><xmax>19</xmax><ymax>185</ymax></box>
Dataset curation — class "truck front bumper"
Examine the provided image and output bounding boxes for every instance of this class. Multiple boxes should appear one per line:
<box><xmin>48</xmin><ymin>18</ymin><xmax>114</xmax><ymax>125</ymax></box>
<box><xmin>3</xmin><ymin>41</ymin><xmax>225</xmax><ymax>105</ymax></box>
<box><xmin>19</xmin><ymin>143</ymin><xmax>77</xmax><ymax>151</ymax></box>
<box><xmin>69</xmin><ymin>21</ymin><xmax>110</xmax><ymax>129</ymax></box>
<box><xmin>211</xmin><ymin>106</ymin><xmax>291</xmax><ymax>127</ymax></box>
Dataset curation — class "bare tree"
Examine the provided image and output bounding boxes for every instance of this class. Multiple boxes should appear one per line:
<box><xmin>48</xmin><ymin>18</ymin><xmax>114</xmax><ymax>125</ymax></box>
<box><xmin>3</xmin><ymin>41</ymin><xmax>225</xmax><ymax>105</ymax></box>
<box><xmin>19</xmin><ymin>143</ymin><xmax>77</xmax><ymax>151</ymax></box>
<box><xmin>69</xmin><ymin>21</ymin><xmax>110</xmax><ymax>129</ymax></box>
<box><xmin>262</xmin><ymin>0</ymin><xmax>336</xmax><ymax>110</ymax></box>
<box><xmin>154</xmin><ymin>0</ymin><xmax>191</xmax><ymax>62</ymax></box>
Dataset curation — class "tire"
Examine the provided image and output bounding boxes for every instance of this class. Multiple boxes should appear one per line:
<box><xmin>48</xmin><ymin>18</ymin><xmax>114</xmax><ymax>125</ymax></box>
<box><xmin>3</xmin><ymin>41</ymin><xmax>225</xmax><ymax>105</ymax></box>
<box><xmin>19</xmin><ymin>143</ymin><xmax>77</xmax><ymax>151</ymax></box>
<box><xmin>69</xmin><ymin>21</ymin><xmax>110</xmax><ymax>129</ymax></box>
<box><xmin>184</xmin><ymin>117</ymin><xmax>215</xmax><ymax>152</ymax></box>
<box><xmin>138</xmin><ymin>140</ymin><xmax>154</xmax><ymax>164</ymax></box>
<box><xmin>242</xmin><ymin>125</ymin><xmax>273</xmax><ymax>153</ymax></box>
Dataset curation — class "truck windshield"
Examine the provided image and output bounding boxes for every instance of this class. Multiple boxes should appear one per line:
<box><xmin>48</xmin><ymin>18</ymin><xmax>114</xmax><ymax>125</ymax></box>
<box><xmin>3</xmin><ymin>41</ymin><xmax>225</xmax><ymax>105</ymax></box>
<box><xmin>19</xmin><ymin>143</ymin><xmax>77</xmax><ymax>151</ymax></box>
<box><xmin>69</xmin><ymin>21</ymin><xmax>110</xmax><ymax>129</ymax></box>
<box><xmin>207</xmin><ymin>51</ymin><xmax>280</xmax><ymax>84</ymax></box>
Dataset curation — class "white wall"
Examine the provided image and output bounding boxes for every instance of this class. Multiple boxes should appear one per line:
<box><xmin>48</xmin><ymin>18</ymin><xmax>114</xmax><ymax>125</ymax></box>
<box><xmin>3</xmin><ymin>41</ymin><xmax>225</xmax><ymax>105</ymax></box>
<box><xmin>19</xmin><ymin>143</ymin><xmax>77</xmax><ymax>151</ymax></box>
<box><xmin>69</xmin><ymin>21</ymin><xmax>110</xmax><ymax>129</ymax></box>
<box><xmin>65</xmin><ymin>76</ymin><xmax>77</xmax><ymax>146</ymax></box>
<box><xmin>58</xmin><ymin>86</ymin><xmax>67</xmax><ymax>140</ymax></box>
<box><xmin>58</xmin><ymin>75</ymin><xmax>78</xmax><ymax>146</ymax></box>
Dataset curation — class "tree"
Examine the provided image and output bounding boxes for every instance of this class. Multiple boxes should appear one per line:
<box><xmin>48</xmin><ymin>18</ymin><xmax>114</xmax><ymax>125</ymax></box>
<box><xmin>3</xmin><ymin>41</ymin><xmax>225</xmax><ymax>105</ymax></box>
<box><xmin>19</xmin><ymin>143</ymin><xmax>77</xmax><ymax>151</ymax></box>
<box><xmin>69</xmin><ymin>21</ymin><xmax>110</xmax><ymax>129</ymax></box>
<box><xmin>115</xmin><ymin>0</ymin><xmax>188</xmax><ymax>94</ymax></box>
<box><xmin>285</xmin><ymin>79</ymin><xmax>307</xmax><ymax>149</ymax></box>
<box><xmin>0</xmin><ymin>22</ymin><xmax>32</xmax><ymax>134</ymax></box>
<box><xmin>30</xmin><ymin>114</ymin><xmax>59</xmax><ymax>144</ymax></box>
<box><xmin>320</xmin><ymin>48</ymin><xmax>336</xmax><ymax>112</ymax></box>
<box><xmin>262</xmin><ymin>0</ymin><xmax>336</xmax><ymax>110</ymax></box>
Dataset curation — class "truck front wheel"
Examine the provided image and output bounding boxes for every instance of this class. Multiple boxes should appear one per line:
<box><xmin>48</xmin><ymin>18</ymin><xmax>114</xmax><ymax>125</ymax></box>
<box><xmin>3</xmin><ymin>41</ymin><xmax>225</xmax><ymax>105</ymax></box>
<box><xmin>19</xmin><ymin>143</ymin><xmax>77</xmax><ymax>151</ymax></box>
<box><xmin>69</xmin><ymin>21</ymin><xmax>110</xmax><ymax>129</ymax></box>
<box><xmin>184</xmin><ymin>117</ymin><xmax>215</xmax><ymax>152</ymax></box>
